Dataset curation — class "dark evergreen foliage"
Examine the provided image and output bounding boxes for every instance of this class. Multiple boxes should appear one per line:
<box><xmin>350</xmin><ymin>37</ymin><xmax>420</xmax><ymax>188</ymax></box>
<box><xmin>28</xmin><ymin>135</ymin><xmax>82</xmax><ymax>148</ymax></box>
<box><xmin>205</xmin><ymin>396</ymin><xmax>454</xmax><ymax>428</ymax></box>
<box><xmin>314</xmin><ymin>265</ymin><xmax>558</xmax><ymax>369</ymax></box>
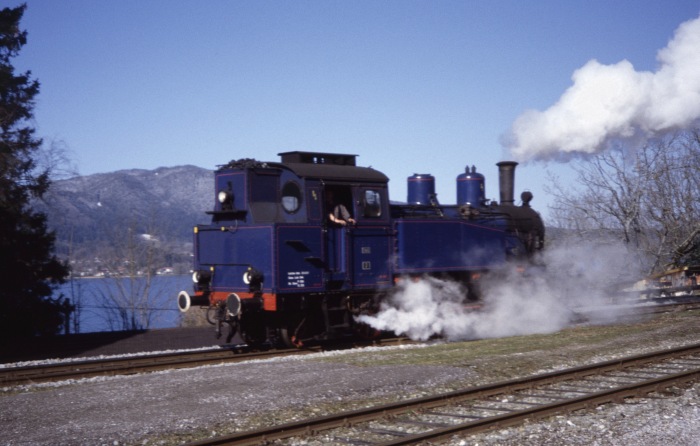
<box><xmin>0</xmin><ymin>4</ymin><xmax>70</xmax><ymax>339</ymax></box>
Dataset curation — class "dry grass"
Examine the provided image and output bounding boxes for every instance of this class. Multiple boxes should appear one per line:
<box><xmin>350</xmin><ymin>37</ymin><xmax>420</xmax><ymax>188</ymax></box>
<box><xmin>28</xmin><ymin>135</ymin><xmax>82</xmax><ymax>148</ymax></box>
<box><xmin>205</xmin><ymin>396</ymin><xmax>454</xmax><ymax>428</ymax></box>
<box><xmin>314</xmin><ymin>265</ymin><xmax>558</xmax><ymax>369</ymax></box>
<box><xmin>312</xmin><ymin>311</ymin><xmax>700</xmax><ymax>380</ymax></box>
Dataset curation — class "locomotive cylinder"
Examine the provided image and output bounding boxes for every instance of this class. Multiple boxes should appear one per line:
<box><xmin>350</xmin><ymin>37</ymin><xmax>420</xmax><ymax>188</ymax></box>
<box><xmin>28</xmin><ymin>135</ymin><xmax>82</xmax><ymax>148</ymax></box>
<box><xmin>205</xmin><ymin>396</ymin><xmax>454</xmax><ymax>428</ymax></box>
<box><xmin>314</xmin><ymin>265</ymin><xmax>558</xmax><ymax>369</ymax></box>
<box><xmin>407</xmin><ymin>173</ymin><xmax>436</xmax><ymax>205</ymax></box>
<box><xmin>457</xmin><ymin>165</ymin><xmax>485</xmax><ymax>207</ymax></box>
<box><xmin>496</xmin><ymin>161</ymin><xmax>518</xmax><ymax>206</ymax></box>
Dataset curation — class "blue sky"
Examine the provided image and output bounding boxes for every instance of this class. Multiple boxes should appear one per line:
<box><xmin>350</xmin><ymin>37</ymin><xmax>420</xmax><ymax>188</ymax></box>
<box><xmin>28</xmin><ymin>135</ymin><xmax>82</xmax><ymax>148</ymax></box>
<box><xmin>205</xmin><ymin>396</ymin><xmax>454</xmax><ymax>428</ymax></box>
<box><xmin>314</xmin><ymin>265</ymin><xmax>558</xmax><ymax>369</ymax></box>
<box><xmin>14</xmin><ymin>1</ymin><xmax>700</xmax><ymax>220</ymax></box>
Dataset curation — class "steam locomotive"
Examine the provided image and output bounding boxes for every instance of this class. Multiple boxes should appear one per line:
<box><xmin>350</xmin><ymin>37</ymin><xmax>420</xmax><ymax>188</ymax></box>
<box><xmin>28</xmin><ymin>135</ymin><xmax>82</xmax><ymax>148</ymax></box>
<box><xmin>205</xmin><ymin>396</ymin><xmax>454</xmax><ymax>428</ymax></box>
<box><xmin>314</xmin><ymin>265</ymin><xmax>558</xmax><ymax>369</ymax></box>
<box><xmin>177</xmin><ymin>151</ymin><xmax>544</xmax><ymax>347</ymax></box>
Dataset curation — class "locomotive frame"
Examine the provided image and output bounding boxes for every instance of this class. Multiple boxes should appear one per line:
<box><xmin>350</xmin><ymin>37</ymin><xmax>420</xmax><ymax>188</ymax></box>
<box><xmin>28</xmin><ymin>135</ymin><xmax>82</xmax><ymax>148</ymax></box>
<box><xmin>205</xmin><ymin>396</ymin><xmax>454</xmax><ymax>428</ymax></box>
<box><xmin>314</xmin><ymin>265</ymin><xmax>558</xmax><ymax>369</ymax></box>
<box><xmin>177</xmin><ymin>151</ymin><xmax>544</xmax><ymax>347</ymax></box>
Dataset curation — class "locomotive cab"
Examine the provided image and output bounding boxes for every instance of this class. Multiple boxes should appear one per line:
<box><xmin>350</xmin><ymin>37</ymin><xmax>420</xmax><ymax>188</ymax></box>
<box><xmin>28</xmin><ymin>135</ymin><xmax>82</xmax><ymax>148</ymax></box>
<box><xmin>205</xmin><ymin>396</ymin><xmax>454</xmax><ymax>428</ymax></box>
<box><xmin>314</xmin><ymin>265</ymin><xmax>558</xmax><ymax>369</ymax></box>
<box><xmin>180</xmin><ymin>152</ymin><xmax>392</xmax><ymax>347</ymax></box>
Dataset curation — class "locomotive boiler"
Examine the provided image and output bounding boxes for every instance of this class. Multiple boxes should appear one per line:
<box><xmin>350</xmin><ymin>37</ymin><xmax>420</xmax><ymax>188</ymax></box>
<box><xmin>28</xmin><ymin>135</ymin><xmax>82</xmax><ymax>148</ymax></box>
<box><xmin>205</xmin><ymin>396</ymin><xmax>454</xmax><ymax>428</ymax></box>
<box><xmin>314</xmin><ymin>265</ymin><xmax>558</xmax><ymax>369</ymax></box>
<box><xmin>177</xmin><ymin>151</ymin><xmax>544</xmax><ymax>347</ymax></box>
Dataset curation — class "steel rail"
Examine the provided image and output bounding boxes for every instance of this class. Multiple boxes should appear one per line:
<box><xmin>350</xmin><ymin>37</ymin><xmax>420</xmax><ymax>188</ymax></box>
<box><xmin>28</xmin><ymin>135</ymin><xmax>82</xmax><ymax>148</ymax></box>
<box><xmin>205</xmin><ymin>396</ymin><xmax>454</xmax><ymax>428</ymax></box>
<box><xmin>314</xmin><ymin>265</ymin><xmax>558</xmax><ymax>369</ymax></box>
<box><xmin>182</xmin><ymin>343</ymin><xmax>700</xmax><ymax>446</ymax></box>
<box><xmin>0</xmin><ymin>337</ymin><xmax>411</xmax><ymax>387</ymax></box>
<box><xmin>0</xmin><ymin>347</ymin><xmax>313</xmax><ymax>386</ymax></box>
<box><xmin>378</xmin><ymin>368</ymin><xmax>700</xmax><ymax>445</ymax></box>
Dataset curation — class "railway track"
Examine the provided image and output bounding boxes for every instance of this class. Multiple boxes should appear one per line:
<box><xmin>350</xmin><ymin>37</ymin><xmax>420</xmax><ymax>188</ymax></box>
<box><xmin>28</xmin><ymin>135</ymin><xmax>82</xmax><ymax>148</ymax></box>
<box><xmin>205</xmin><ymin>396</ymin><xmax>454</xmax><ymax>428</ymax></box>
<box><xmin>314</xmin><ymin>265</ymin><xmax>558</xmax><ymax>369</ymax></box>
<box><xmin>571</xmin><ymin>298</ymin><xmax>700</xmax><ymax>324</ymax></box>
<box><xmin>0</xmin><ymin>347</ymin><xmax>305</xmax><ymax>386</ymax></box>
<box><xmin>3</xmin><ymin>297</ymin><xmax>698</xmax><ymax>388</ymax></box>
<box><xmin>0</xmin><ymin>337</ymin><xmax>411</xmax><ymax>387</ymax></box>
<box><xmin>183</xmin><ymin>343</ymin><xmax>700</xmax><ymax>446</ymax></box>
<box><xmin>635</xmin><ymin>300</ymin><xmax>700</xmax><ymax>315</ymax></box>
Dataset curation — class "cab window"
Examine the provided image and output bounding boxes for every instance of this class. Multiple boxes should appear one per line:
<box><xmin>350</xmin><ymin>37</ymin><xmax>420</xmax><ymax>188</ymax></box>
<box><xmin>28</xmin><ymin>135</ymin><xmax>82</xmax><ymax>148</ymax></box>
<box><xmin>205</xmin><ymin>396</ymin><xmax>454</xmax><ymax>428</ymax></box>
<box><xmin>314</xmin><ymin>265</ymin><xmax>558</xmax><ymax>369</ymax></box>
<box><xmin>362</xmin><ymin>189</ymin><xmax>382</xmax><ymax>217</ymax></box>
<box><xmin>281</xmin><ymin>181</ymin><xmax>302</xmax><ymax>213</ymax></box>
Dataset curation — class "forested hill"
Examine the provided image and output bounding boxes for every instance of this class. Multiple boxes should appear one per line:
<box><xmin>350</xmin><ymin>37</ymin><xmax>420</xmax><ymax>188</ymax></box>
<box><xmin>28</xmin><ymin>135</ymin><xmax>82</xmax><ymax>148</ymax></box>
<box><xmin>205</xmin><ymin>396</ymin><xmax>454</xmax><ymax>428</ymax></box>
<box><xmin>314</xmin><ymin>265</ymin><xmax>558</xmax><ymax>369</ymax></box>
<box><xmin>34</xmin><ymin>165</ymin><xmax>214</xmax><ymax>276</ymax></box>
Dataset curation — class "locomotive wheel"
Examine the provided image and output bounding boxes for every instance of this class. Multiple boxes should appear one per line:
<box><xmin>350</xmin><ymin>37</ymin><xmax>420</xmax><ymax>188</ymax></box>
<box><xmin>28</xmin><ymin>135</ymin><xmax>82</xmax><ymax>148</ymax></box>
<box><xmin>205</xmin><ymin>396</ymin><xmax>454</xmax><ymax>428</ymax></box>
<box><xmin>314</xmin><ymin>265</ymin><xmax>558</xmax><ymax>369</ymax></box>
<box><xmin>239</xmin><ymin>313</ymin><xmax>267</xmax><ymax>347</ymax></box>
<box><xmin>278</xmin><ymin>328</ymin><xmax>301</xmax><ymax>348</ymax></box>
<box><xmin>278</xmin><ymin>315</ymin><xmax>307</xmax><ymax>349</ymax></box>
<box><xmin>353</xmin><ymin>321</ymin><xmax>382</xmax><ymax>340</ymax></box>
<box><xmin>241</xmin><ymin>327</ymin><xmax>266</xmax><ymax>347</ymax></box>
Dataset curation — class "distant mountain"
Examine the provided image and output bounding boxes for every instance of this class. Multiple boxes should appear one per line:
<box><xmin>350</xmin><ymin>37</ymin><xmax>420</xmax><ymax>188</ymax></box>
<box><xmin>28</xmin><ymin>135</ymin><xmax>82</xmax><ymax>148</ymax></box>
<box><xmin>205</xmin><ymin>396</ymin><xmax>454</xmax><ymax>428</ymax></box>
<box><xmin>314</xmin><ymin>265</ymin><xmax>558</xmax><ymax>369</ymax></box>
<box><xmin>34</xmin><ymin>165</ymin><xmax>214</xmax><ymax>275</ymax></box>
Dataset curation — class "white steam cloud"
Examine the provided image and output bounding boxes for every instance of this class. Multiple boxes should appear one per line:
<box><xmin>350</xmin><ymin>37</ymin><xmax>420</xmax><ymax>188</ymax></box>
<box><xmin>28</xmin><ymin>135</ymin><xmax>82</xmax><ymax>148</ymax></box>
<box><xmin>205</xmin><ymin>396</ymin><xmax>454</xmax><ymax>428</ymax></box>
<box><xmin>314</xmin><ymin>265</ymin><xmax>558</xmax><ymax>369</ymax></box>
<box><xmin>504</xmin><ymin>14</ymin><xmax>700</xmax><ymax>162</ymax></box>
<box><xmin>358</xmin><ymin>239</ymin><xmax>639</xmax><ymax>341</ymax></box>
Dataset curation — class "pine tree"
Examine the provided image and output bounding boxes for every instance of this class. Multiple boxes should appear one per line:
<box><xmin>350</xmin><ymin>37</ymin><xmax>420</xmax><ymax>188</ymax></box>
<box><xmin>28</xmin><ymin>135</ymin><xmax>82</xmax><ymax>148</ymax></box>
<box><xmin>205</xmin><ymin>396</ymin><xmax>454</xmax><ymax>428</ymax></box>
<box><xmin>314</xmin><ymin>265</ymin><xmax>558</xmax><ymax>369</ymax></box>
<box><xmin>0</xmin><ymin>4</ymin><xmax>70</xmax><ymax>338</ymax></box>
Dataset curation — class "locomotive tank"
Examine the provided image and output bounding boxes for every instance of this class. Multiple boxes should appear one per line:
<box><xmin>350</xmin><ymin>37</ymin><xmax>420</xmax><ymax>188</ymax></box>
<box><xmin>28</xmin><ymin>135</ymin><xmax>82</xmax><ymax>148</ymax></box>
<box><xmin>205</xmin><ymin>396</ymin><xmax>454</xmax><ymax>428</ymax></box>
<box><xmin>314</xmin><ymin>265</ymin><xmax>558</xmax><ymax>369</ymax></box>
<box><xmin>457</xmin><ymin>165</ymin><xmax>485</xmax><ymax>208</ymax></box>
<box><xmin>177</xmin><ymin>151</ymin><xmax>544</xmax><ymax>347</ymax></box>
<box><xmin>407</xmin><ymin>174</ymin><xmax>437</xmax><ymax>206</ymax></box>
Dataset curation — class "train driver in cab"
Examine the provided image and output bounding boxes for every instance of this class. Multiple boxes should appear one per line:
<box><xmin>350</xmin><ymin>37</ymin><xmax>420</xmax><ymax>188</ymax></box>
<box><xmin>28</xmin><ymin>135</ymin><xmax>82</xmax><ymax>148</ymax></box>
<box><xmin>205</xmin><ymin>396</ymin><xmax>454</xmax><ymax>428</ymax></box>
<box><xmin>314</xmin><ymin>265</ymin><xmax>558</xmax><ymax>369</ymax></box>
<box><xmin>327</xmin><ymin>190</ymin><xmax>356</xmax><ymax>226</ymax></box>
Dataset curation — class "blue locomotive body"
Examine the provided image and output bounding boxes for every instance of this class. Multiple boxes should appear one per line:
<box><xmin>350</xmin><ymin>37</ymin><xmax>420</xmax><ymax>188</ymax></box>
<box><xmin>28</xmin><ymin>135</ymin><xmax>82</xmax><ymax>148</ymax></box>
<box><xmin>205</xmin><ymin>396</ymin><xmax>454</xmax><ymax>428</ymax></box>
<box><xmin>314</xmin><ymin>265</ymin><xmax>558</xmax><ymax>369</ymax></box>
<box><xmin>178</xmin><ymin>152</ymin><xmax>544</xmax><ymax>346</ymax></box>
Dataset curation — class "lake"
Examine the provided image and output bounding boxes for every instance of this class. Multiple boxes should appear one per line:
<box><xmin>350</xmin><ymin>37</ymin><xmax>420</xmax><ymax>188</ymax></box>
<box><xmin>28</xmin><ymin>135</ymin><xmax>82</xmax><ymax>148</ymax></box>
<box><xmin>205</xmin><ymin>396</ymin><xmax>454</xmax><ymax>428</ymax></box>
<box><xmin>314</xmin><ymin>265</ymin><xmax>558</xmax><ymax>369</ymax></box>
<box><xmin>55</xmin><ymin>275</ymin><xmax>193</xmax><ymax>333</ymax></box>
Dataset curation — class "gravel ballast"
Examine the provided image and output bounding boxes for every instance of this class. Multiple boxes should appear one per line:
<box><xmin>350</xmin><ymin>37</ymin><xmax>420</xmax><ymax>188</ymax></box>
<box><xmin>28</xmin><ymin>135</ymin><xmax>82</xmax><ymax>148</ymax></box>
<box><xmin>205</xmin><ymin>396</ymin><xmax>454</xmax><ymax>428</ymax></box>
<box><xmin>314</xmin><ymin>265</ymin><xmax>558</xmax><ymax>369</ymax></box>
<box><xmin>2</xmin><ymin>311</ymin><xmax>700</xmax><ymax>445</ymax></box>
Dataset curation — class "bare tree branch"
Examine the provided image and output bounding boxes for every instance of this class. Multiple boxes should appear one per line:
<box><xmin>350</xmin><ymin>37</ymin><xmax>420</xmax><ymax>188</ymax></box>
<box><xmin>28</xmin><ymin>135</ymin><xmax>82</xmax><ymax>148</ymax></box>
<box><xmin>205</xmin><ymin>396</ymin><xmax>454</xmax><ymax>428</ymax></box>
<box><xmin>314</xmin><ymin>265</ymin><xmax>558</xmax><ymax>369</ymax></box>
<box><xmin>546</xmin><ymin>129</ymin><xmax>700</xmax><ymax>276</ymax></box>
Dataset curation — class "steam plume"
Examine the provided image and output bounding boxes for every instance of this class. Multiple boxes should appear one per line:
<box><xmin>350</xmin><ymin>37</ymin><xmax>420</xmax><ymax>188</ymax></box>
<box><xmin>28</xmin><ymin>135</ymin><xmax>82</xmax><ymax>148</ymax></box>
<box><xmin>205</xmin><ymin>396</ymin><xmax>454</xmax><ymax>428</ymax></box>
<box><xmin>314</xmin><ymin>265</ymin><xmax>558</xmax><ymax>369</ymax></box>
<box><xmin>357</xmin><ymin>239</ymin><xmax>639</xmax><ymax>341</ymax></box>
<box><xmin>503</xmin><ymin>14</ymin><xmax>700</xmax><ymax>162</ymax></box>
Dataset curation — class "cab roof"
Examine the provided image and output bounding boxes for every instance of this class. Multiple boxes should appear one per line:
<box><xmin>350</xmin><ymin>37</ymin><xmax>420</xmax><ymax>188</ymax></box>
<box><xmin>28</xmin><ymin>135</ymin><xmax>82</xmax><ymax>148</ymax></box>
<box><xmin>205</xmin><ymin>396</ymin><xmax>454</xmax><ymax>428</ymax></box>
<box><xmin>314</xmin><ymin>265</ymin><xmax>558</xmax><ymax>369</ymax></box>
<box><xmin>218</xmin><ymin>151</ymin><xmax>389</xmax><ymax>183</ymax></box>
<box><xmin>276</xmin><ymin>151</ymin><xmax>388</xmax><ymax>183</ymax></box>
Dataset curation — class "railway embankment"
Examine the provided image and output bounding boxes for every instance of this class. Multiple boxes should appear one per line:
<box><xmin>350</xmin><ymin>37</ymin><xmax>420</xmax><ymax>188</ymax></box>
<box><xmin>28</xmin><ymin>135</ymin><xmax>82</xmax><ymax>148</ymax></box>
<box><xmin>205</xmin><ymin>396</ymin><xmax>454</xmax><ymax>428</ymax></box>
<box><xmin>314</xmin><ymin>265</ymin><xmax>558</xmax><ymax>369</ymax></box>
<box><xmin>2</xmin><ymin>310</ymin><xmax>700</xmax><ymax>445</ymax></box>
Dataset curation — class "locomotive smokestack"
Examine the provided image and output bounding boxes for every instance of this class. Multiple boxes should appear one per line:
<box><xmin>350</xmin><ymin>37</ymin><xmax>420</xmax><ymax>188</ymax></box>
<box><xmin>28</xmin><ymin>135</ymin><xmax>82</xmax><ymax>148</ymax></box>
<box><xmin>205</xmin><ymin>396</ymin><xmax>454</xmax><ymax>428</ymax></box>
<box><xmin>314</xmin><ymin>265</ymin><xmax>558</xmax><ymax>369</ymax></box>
<box><xmin>496</xmin><ymin>161</ymin><xmax>518</xmax><ymax>206</ymax></box>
